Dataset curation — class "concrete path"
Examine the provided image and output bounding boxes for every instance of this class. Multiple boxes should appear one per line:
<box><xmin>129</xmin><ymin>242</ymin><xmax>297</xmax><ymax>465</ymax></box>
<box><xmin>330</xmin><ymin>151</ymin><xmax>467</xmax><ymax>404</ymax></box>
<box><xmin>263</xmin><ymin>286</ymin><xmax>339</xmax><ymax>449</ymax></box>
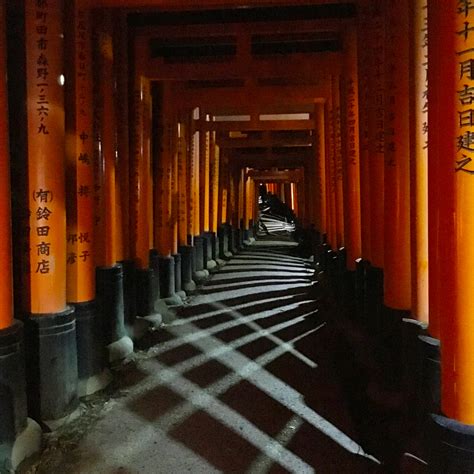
<box><xmin>22</xmin><ymin>239</ymin><xmax>382</xmax><ymax>474</ymax></box>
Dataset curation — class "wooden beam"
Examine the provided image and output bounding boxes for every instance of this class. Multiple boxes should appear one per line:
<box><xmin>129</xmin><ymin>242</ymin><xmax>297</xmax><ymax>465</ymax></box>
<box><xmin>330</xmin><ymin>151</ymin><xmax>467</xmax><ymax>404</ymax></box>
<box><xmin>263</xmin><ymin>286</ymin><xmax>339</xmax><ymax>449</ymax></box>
<box><xmin>248</xmin><ymin>169</ymin><xmax>303</xmax><ymax>182</ymax></box>
<box><xmin>138</xmin><ymin>39</ymin><xmax>342</xmax><ymax>80</ymax></box>
<box><xmin>87</xmin><ymin>0</ymin><xmax>351</xmax><ymax>9</ymax></box>
<box><xmin>175</xmin><ymin>84</ymin><xmax>329</xmax><ymax>108</ymax></box>
<box><xmin>217</xmin><ymin>135</ymin><xmax>312</xmax><ymax>149</ymax></box>
<box><xmin>197</xmin><ymin>118</ymin><xmax>315</xmax><ymax>132</ymax></box>
<box><xmin>134</xmin><ymin>19</ymin><xmax>349</xmax><ymax>38</ymax></box>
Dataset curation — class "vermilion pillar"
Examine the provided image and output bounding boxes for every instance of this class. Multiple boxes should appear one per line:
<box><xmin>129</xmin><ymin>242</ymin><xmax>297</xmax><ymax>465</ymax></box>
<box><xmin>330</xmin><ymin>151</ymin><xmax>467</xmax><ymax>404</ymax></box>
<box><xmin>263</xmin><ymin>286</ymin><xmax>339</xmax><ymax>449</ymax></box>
<box><xmin>95</xmin><ymin>12</ymin><xmax>117</xmax><ymax>268</ymax></box>
<box><xmin>358</xmin><ymin>2</ymin><xmax>372</xmax><ymax>262</ymax></box>
<box><xmin>332</xmin><ymin>75</ymin><xmax>345</xmax><ymax>249</ymax></box>
<box><xmin>24</xmin><ymin>0</ymin><xmax>78</xmax><ymax>420</ymax></box>
<box><xmin>326</xmin><ymin>95</ymin><xmax>337</xmax><ymax>250</ymax></box>
<box><xmin>238</xmin><ymin>167</ymin><xmax>245</xmax><ymax>229</ymax></box>
<box><xmin>383</xmin><ymin>0</ymin><xmax>411</xmax><ymax>311</ymax></box>
<box><xmin>219</xmin><ymin>153</ymin><xmax>228</xmax><ymax>225</ymax></box>
<box><xmin>342</xmin><ymin>26</ymin><xmax>362</xmax><ymax>271</ymax></box>
<box><xmin>409</xmin><ymin>0</ymin><xmax>429</xmax><ymax>323</ymax></box>
<box><xmin>189</xmin><ymin>119</ymin><xmax>199</xmax><ymax>241</ymax></box>
<box><xmin>427</xmin><ymin>1</ymin><xmax>442</xmax><ymax>340</ymax></box>
<box><xmin>0</xmin><ymin>2</ymin><xmax>13</xmax><ymax>331</ymax></box>
<box><xmin>200</xmin><ymin>124</ymin><xmax>211</xmax><ymax>234</ymax></box>
<box><xmin>444</xmin><ymin>0</ymin><xmax>474</xmax><ymax>423</ymax></box>
<box><xmin>177</xmin><ymin>121</ymin><xmax>188</xmax><ymax>247</ymax></box>
<box><xmin>210</xmin><ymin>135</ymin><xmax>220</xmax><ymax>233</ymax></box>
<box><xmin>26</xmin><ymin>0</ymin><xmax>67</xmax><ymax>315</ymax></box>
<box><xmin>65</xmin><ymin>3</ymin><xmax>109</xmax><ymax>394</ymax></box>
<box><xmin>114</xmin><ymin>12</ymin><xmax>130</xmax><ymax>263</ymax></box>
<box><xmin>315</xmin><ymin>103</ymin><xmax>327</xmax><ymax>236</ymax></box>
<box><xmin>131</xmin><ymin>75</ymin><xmax>152</xmax><ymax>270</ymax></box>
<box><xmin>368</xmin><ymin>6</ymin><xmax>385</xmax><ymax>270</ymax></box>
<box><xmin>154</xmin><ymin>84</ymin><xmax>173</xmax><ymax>257</ymax></box>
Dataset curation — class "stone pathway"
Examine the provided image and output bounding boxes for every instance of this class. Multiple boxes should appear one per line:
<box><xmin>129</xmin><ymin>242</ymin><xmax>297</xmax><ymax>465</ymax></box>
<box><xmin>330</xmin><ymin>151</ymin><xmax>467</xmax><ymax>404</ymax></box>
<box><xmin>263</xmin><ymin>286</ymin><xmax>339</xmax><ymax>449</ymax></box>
<box><xmin>21</xmin><ymin>239</ymin><xmax>382</xmax><ymax>474</ymax></box>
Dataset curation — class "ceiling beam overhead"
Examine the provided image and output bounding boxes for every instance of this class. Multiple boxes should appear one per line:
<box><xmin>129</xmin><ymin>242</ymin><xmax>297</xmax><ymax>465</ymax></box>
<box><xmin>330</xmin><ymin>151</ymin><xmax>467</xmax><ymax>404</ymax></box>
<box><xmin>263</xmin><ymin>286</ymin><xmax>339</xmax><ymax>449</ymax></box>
<box><xmin>174</xmin><ymin>84</ymin><xmax>328</xmax><ymax>108</ymax></box>
<box><xmin>196</xmin><ymin>118</ymin><xmax>315</xmax><ymax>132</ymax></box>
<box><xmin>217</xmin><ymin>135</ymin><xmax>312</xmax><ymax>149</ymax></box>
<box><xmin>134</xmin><ymin>19</ymin><xmax>350</xmax><ymax>38</ymax></box>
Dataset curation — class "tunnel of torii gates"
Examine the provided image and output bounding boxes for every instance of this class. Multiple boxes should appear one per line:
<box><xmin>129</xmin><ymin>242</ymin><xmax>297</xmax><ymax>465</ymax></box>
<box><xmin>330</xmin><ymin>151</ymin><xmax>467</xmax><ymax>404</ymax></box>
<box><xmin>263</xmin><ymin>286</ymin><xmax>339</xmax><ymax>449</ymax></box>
<box><xmin>2</xmin><ymin>0</ymin><xmax>474</xmax><ymax>470</ymax></box>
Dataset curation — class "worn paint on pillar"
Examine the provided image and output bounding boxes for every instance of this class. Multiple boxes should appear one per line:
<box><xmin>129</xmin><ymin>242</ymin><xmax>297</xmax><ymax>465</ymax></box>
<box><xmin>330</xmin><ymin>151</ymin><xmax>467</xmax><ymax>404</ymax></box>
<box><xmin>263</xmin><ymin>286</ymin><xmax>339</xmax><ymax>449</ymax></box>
<box><xmin>177</xmin><ymin>122</ymin><xmax>188</xmax><ymax>246</ymax></box>
<box><xmin>368</xmin><ymin>6</ymin><xmax>385</xmax><ymax>269</ymax></box>
<box><xmin>332</xmin><ymin>75</ymin><xmax>345</xmax><ymax>249</ymax></box>
<box><xmin>443</xmin><ymin>0</ymin><xmax>474</xmax><ymax>423</ymax></box>
<box><xmin>0</xmin><ymin>3</ymin><xmax>13</xmax><ymax>329</ymax></box>
<box><xmin>409</xmin><ymin>0</ymin><xmax>429</xmax><ymax>323</ymax></box>
<box><xmin>210</xmin><ymin>136</ymin><xmax>220</xmax><ymax>233</ymax></box>
<box><xmin>131</xmin><ymin>76</ymin><xmax>152</xmax><ymax>269</ymax></box>
<box><xmin>65</xmin><ymin>3</ymin><xmax>95</xmax><ymax>303</ymax></box>
<box><xmin>95</xmin><ymin>12</ymin><xmax>117</xmax><ymax>268</ymax></box>
<box><xmin>383</xmin><ymin>0</ymin><xmax>411</xmax><ymax>310</ymax></box>
<box><xmin>114</xmin><ymin>12</ymin><xmax>130</xmax><ymax>262</ymax></box>
<box><xmin>342</xmin><ymin>26</ymin><xmax>362</xmax><ymax>271</ymax></box>
<box><xmin>358</xmin><ymin>2</ymin><xmax>372</xmax><ymax>262</ymax></box>
<box><xmin>26</xmin><ymin>0</ymin><xmax>67</xmax><ymax>314</ymax></box>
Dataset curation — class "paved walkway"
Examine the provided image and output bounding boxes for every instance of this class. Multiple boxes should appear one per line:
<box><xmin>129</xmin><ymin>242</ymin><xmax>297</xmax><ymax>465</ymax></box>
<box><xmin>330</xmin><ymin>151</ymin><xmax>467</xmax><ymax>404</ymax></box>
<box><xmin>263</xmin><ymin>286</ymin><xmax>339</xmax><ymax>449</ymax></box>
<box><xmin>23</xmin><ymin>239</ymin><xmax>382</xmax><ymax>473</ymax></box>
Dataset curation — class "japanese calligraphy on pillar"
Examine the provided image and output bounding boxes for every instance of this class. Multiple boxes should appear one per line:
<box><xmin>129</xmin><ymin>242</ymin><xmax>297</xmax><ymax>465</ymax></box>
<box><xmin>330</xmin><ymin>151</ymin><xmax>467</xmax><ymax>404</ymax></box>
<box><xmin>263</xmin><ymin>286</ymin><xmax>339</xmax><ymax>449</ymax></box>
<box><xmin>455</xmin><ymin>0</ymin><xmax>474</xmax><ymax>174</ymax></box>
<box><xmin>31</xmin><ymin>0</ymin><xmax>53</xmax><ymax>278</ymax></box>
<box><xmin>420</xmin><ymin>2</ymin><xmax>428</xmax><ymax>151</ymax></box>
<box><xmin>385</xmin><ymin>7</ymin><xmax>397</xmax><ymax>167</ymax></box>
<box><xmin>371</xmin><ymin>11</ymin><xmax>385</xmax><ymax>155</ymax></box>
<box><xmin>26</xmin><ymin>0</ymin><xmax>66</xmax><ymax>313</ymax></box>
<box><xmin>66</xmin><ymin>7</ymin><xmax>94</xmax><ymax>297</ymax></box>
<box><xmin>346</xmin><ymin>78</ymin><xmax>358</xmax><ymax>165</ymax></box>
<box><xmin>177</xmin><ymin>122</ymin><xmax>188</xmax><ymax>245</ymax></box>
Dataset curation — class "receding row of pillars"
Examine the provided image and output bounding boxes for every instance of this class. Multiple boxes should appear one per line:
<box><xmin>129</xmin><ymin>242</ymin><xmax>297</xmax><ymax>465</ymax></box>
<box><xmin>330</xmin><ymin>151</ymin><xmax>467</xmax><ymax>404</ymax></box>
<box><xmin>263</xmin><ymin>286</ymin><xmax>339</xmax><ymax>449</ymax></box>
<box><xmin>298</xmin><ymin>0</ymin><xmax>474</xmax><ymax>467</ymax></box>
<box><xmin>0</xmin><ymin>1</ymin><xmax>271</xmax><ymax>467</ymax></box>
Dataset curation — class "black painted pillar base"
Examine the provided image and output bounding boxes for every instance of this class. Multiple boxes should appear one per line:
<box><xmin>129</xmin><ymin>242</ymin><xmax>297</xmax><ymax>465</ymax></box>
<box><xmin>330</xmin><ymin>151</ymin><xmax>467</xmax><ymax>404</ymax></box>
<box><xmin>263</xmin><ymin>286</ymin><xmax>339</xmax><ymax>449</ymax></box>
<box><xmin>341</xmin><ymin>269</ymin><xmax>356</xmax><ymax>317</ymax></box>
<box><xmin>148</xmin><ymin>252</ymin><xmax>177</xmax><ymax>324</ymax></box>
<box><xmin>135</xmin><ymin>267</ymin><xmax>163</xmax><ymax>331</ymax></box>
<box><xmin>73</xmin><ymin>300</ymin><xmax>110</xmax><ymax>397</ymax></box>
<box><xmin>218</xmin><ymin>225</ymin><xmax>232</xmax><ymax>259</ymax></box>
<box><xmin>380</xmin><ymin>305</ymin><xmax>410</xmax><ymax>390</ymax></box>
<box><xmin>172</xmin><ymin>253</ymin><xmax>187</xmax><ymax>300</ymax></box>
<box><xmin>242</xmin><ymin>228</ymin><xmax>251</xmax><ymax>245</ymax></box>
<box><xmin>354</xmin><ymin>258</ymin><xmax>369</xmax><ymax>323</ymax></box>
<box><xmin>232</xmin><ymin>228</ymin><xmax>242</xmax><ymax>253</ymax></box>
<box><xmin>203</xmin><ymin>232</ymin><xmax>218</xmax><ymax>270</ymax></box>
<box><xmin>119</xmin><ymin>260</ymin><xmax>136</xmax><ymax>333</ymax></box>
<box><xmin>318</xmin><ymin>242</ymin><xmax>330</xmax><ymax>271</ymax></box>
<box><xmin>179</xmin><ymin>245</ymin><xmax>197</xmax><ymax>292</ymax></box>
<box><xmin>0</xmin><ymin>321</ymin><xmax>41</xmax><ymax>469</ymax></box>
<box><xmin>24</xmin><ymin>307</ymin><xmax>78</xmax><ymax>421</ymax></box>
<box><xmin>428</xmin><ymin>414</ymin><xmax>474</xmax><ymax>473</ymax></box>
<box><xmin>193</xmin><ymin>236</ymin><xmax>209</xmax><ymax>282</ymax></box>
<box><xmin>0</xmin><ymin>320</ymin><xmax>28</xmax><ymax>442</ymax></box>
<box><xmin>96</xmin><ymin>265</ymin><xmax>133</xmax><ymax>363</ymax></box>
<box><xmin>365</xmin><ymin>265</ymin><xmax>384</xmax><ymax>333</ymax></box>
<box><xmin>418</xmin><ymin>335</ymin><xmax>441</xmax><ymax>416</ymax></box>
<box><xmin>158</xmin><ymin>256</ymin><xmax>183</xmax><ymax>306</ymax></box>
